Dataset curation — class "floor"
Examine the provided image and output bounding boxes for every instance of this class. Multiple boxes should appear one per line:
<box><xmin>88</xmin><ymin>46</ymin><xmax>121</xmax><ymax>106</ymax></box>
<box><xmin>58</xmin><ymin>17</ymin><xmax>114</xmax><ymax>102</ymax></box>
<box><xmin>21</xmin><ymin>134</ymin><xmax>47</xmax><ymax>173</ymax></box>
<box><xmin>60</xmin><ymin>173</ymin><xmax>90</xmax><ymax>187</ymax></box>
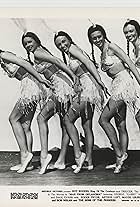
<box><xmin>0</xmin><ymin>147</ymin><xmax>140</xmax><ymax>186</ymax></box>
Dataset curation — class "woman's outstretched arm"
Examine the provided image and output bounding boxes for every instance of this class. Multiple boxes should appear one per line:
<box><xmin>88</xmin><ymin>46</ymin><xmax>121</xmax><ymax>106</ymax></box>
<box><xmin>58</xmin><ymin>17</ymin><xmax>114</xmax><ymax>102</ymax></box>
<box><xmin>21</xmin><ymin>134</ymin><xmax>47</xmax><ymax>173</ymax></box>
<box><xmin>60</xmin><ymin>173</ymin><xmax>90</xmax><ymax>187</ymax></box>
<box><xmin>0</xmin><ymin>51</ymin><xmax>51</xmax><ymax>87</ymax></box>
<box><xmin>34</xmin><ymin>49</ymin><xmax>76</xmax><ymax>83</ymax></box>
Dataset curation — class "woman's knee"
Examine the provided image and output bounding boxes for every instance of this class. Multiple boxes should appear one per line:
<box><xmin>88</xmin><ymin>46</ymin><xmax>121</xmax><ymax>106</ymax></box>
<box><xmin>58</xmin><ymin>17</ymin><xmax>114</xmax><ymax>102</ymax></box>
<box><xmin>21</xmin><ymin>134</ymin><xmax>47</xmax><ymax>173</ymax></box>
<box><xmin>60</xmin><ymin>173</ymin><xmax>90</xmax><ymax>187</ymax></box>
<box><xmin>82</xmin><ymin>120</ymin><xmax>91</xmax><ymax>132</ymax></box>
<box><xmin>135</xmin><ymin>111</ymin><xmax>140</xmax><ymax>123</ymax></box>
<box><xmin>117</xmin><ymin>121</ymin><xmax>127</xmax><ymax>133</ymax></box>
<box><xmin>63</xmin><ymin>113</ymin><xmax>74</xmax><ymax>126</ymax></box>
<box><xmin>37</xmin><ymin>113</ymin><xmax>46</xmax><ymax>125</ymax></box>
<box><xmin>98</xmin><ymin>115</ymin><xmax>108</xmax><ymax>128</ymax></box>
<box><xmin>9</xmin><ymin>113</ymin><xmax>16</xmax><ymax>125</ymax></box>
<box><xmin>82</xmin><ymin>123</ymin><xmax>87</xmax><ymax>132</ymax></box>
<box><xmin>22</xmin><ymin>122</ymin><xmax>31</xmax><ymax>133</ymax></box>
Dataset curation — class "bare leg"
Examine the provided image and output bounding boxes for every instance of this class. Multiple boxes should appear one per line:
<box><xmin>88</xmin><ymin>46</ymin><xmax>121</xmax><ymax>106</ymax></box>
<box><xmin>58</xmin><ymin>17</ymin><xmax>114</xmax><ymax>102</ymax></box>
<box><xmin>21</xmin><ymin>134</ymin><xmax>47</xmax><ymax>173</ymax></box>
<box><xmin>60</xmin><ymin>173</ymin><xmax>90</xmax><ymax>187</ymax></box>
<box><xmin>9</xmin><ymin>102</ymin><xmax>33</xmax><ymax>173</ymax></box>
<box><xmin>22</xmin><ymin>122</ymin><xmax>33</xmax><ymax>153</ymax></box>
<box><xmin>106</xmin><ymin>102</ymin><xmax>129</xmax><ymax>170</ymax></box>
<box><xmin>37</xmin><ymin>99</ymin><xmax>56</xmax><ymax>174</ymax></box>
<box><xmin>135</xmin><ymin>109</ymin><xmax>140</xmax><ymax>129</ymax></box>
<box><xmin>81</xmin><ymin>103</ymin><xmax>94</xmax><ymax>167</ymax></box>
<box><xmin>54</xmin><ymin>115</ymin><xmax>70</xmax><ymax>169</ymax></box>
<box><xmin>99</xmin><ymin>99</ymin><xmax>128</xmax><ymax>173</ymax></box>
<box><xmin>114</xmin><ymin>103</ymin><xmax>128</xmax><ymax>154</ymax></box>
<box><xmin>21</xmin><ymin>107</ymin><xmax>36</xmax><ymax>152</ymax></box>
<box><xmin>10</xmin><ymin>108</ymin><xmax>36</xmax><ymax>171</ymax></box>
<box><xmin>9</xmin><ymin>102</ymin><xmax>29</xmax><ymax>155</ymax></box>
<box><xmin>21</xmin><ymin>108</ymin><xmax>36</xmax><ymax>170</ymax></box>
<box><xmin>63</xmin><ymin>98</ymin><xmax>86</xmax><ymax>172</ymax></box>
<box><xmin>99</xmin><ymin>99</ymin><xmax>125</xmax><ymax>158</ymax></box>
<box><xmin>64</xmin><ymin>98</ymin><xmax>85</xmax><ymax>158</ymax></box>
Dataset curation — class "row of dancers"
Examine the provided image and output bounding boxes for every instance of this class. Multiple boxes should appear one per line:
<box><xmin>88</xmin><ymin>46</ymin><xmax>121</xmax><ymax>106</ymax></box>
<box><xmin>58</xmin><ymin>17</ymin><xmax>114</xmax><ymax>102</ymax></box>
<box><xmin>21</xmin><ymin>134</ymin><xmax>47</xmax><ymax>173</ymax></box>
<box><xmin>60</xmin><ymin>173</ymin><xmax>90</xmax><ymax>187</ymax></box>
<box><xmin>1</xmin><ymin>19</ymin><xmax>140</xmax><ymax>175</ymax></box>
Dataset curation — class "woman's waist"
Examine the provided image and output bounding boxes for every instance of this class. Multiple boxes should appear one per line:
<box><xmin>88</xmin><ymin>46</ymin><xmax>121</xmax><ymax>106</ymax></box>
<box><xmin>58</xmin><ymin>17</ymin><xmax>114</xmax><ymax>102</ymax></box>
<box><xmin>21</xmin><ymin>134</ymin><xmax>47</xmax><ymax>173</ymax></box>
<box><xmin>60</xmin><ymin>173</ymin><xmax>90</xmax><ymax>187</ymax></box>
<box><xmin>36</xmin><ymin>63</ymin><xmax>58</xmax><ymax>75</ymax></box>
<box><xmin>1</xmin><ymin>63</ymin><xmax>28</xmax><ymax>80</ymax></box>
<box><xmin>102</xmin><ymin>61</ymin><xmax>124</xmax><ymax>72</ymax></box>
<box><xmin>106</xmin><ymin>67</ymin><xmax>126</xmax><ymax>79</ymax></box>
<box><xmin>79</xmin><ymin>72</ymin><xmax>90</xmax><ymax>79</ymax></box>
<box><xmin>79</xmin><ymin>72</ymin><xmax>100</xmax><ymax>88</ymax></box>
<box><xmin>39</xmin><ymin>64</ymin><xmax>59</xmax><ymax>79</ymax></box>
<box><xmin>15</xmin><ymin>66</ymin><xmax>28</xmax><ymax>80</ymax></box>
<box><xmin>71</xmin><ymin>63</ymin><xmax>88</xmax><ymax>77</ymax></box>
<box><xmin>50</xmin><ymin>70</ymin><xmax>73</xmax><ymax>87</ymax></box>
<box><xmin>111</xmin><ymin>69</ymin><xmax>132</xmax><ymax>80</ymax></box>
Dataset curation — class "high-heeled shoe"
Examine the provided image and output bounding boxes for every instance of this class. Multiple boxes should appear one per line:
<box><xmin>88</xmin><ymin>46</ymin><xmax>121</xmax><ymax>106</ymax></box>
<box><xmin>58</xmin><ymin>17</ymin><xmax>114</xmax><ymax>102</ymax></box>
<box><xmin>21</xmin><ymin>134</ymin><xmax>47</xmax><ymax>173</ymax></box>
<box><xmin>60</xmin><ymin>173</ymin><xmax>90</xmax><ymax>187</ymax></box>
<box><xmin>10</xmin><ymin>164</ymin><xmax>34</xmax><ymax>171</ymax></box>
<box><xmin>53</xmin><ymin>163</ymin><xmax>66</xmax><ymax>170</ymax></box>
<box><xmin>114</xmin><ymin>152</ymin><xmax>128</xmax><ymax>174</ymax></box>
<box><xmin>73</xmin><ymin>152</ymin><xmax>86</xmax><ymax>174</ymax></box>
<box><xmin>105</xmin><ymin>163</ymin><xmax>116</xmax><ymax>170</ymax></box>
<box><xmin>82</xmin><ymin>161</ymin><xmax>94</xmax><ymax>171</ymax></box>
<box><xmin>17</xmin><ymin>152</ymin><xmax>33</xmax><ymax>174</ymax></box>
<box><xmin>72</xmin><ymin>161</ymin><xmax>94</xmax><ymax>171</ymax></box>
<box><xmin>106</xmin><ymin>152</ymin><xmax>128</xmax><ymax>171</ymax></box>
<box><xmin>39</xmin><ymin>154</ymin><xmax>52</xmax><ymax>175</ymax></box>
<box><xmin>10</xmin><ymin>164</ymin><xmax>22</xmax><ymax>171</ymax></box>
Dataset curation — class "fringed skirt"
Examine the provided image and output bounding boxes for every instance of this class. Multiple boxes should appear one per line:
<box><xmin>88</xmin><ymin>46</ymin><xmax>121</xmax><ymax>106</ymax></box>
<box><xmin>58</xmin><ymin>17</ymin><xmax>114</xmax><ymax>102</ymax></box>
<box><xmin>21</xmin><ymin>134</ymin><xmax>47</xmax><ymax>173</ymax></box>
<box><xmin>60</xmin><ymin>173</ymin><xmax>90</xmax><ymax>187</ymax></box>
<box><xmin>17</xmin><ymin>74</ymin><xmax>50</xmax><ymax>115</ymax></box>
<box><xmin>73</xmin><ymin>73</ymin><xmax>103</xmax><ymax>114</ymax></box>
<box><xmin>110</xmin><ymin>70</ymin><xmax>140</xmax><ymax>115</ymax></box>
<box><xmin>47</xmin><ymin>71</ymin><xmax>74</xmax><ymax>114</ymax></box>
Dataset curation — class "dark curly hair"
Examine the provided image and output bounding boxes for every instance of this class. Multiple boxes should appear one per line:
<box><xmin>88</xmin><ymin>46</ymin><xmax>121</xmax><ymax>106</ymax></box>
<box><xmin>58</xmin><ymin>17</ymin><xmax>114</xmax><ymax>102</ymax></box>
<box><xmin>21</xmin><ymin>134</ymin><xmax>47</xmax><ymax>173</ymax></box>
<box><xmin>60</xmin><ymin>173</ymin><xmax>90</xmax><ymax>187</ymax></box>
<box><xmin>54</xmin><ymin>31</ymin><xmax>75</xmax><ymax>65</ymax></box>
<box><xmin>22</xmin><ymin>32</ymin><xmax>52</xmax><ymax>65</ymax></box>
<box><xmin>87</xmin><ymin>24</ymin><xmax>111</xmax><ymax>69</ymax></box>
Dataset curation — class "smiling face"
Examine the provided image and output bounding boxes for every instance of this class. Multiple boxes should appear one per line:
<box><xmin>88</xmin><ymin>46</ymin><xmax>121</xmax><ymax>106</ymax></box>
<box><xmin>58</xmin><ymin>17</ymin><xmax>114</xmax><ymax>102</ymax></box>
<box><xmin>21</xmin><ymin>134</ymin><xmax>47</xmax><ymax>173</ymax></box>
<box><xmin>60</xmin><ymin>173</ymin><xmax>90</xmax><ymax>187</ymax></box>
<box><xmin>22</xmin><ymin>36</ymin><xmax>39</xmax><ymax>53</ymax></box>
<box><xmin>54</xmin><ymin>36</ymin><xmax>71</xmax><ymax>53</ymax></box>
<box><xmin>89</xmin><ymin>30</ymin><xmax>105</xmax><ymax>49</ymax></box>
<box><xmin>123</xmin><ymin>24</ymin><xmax>138</xmax><ymax>43</ymax></box>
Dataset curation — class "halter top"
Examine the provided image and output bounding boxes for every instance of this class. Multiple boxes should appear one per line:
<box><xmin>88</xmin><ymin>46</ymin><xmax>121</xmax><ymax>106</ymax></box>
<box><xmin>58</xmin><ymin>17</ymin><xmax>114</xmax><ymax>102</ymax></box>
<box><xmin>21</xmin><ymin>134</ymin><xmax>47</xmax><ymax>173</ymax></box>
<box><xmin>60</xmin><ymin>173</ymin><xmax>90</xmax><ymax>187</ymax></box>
<box><xmin>101</xmin><ymin>44</ymin><xmax>122</xmax><ymax>72</ymax></box>
<box><xmin>68</xmin><ymin>45</ymin><xmax>89</xmax><ymax>75</ymax></box>
<box><xmin>34</xmin><ymin>61</ymin><xmax>59</xmax><ymax>79</ymax></box>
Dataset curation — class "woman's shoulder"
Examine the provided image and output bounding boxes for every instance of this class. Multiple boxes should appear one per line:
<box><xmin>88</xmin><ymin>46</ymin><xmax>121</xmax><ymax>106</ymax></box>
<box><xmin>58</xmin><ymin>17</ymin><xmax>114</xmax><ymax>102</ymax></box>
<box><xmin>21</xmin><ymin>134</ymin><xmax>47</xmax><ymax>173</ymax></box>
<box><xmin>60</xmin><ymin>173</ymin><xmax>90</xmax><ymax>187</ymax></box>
<box><xmin>107</xmin><ymin>42</ymin><xmax>122</xmax><ymax>55</ymax></box>
<box><xmin>34</xmin><ymin>46</ymin><xmax>43</xmax><ymax>54</ymax></box>
<box><xmin>35</xmin><ymin>46</ymin><xmax>53</xmax><ymax>58</ymax></box>
<box><xmin>69</xmin><ymin>44</ymin><xmax>89</xmax><ymax>60</ymax></box>
<box><xmin>136</xmin><ymin>42</ymin><xmax>140</xmax><ymax>51</ymax></box>
<box><xmin>108</xmin><ymin>42</ymin><xmax>118</xmax><ymax>50</ymax></box>
<box><xmin>69</xmin><ymin>44</ymin><xmax>83</xmax><ymax>53</ymax></box>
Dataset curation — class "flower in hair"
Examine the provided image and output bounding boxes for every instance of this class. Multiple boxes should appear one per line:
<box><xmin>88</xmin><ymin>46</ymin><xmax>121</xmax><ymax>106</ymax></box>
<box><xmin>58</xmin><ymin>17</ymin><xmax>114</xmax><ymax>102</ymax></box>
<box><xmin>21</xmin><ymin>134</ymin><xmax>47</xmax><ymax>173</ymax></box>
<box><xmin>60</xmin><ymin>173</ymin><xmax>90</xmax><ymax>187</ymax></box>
<box><xmin>23</xmin><ymin>29</ymin><xmax>27</xmax><ymax>35</ymax></box>
<box><xmin>41</xmin><ymin>19</ymin><xmax>58</xmax><ymax>35</ymax></box>
<box><xmin>126</xmin><ymin>18</ymin><xmax>131</xmax><ymax>23</ymax></box>
<box><xmin>54</xmin><ymin>31</ymin><xmax>59</xmax><ymax>36</ymax></box>
<box><xmin>88</xmin><ymin>18</ymin><xmax>96</xmax><ymax>28</ymax></box>
<box><xmin>12</xmin><ymin>18</ymin><xmax>27</xmax><ymax>33</ymax></box>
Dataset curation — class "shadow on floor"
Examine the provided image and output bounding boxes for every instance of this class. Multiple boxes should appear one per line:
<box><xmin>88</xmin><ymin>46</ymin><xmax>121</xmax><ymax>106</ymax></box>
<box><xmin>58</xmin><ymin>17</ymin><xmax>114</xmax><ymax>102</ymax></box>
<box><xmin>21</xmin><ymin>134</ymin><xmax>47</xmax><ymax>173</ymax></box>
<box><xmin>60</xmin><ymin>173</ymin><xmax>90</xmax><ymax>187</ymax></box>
<box><xmin>0</xmin><ymin>146</ymin><xmax>140</xmax><ymax>185</ymax></box>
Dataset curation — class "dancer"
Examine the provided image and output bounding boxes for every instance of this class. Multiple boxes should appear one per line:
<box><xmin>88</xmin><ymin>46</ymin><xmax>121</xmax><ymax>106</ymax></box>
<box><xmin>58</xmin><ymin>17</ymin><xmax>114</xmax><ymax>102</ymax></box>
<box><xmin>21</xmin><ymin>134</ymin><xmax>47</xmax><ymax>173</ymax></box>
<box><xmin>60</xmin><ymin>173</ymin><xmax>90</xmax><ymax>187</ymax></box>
<box><xmin>0</xmin><ymin>49</ymin><xmax>51</xmax><ymax>173</ymax></box>
<box><xmin>21</xmin><ymin>32</ymin><xmax>83</xmax><ymax>174</ymax></box>
<box><xmin>87</xmin><ymin>23</ymin><xmax>140</xmax><ymax>173</ymax></box>
<box><xmin>54</xmin><ymin>31</ymin><xmax>109</xmax><ymax>173</ymax></box>
<box><xmin>123</xmin><ymin>20</ymin><xmax>140</xmax><ymax>71</ymax></box>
